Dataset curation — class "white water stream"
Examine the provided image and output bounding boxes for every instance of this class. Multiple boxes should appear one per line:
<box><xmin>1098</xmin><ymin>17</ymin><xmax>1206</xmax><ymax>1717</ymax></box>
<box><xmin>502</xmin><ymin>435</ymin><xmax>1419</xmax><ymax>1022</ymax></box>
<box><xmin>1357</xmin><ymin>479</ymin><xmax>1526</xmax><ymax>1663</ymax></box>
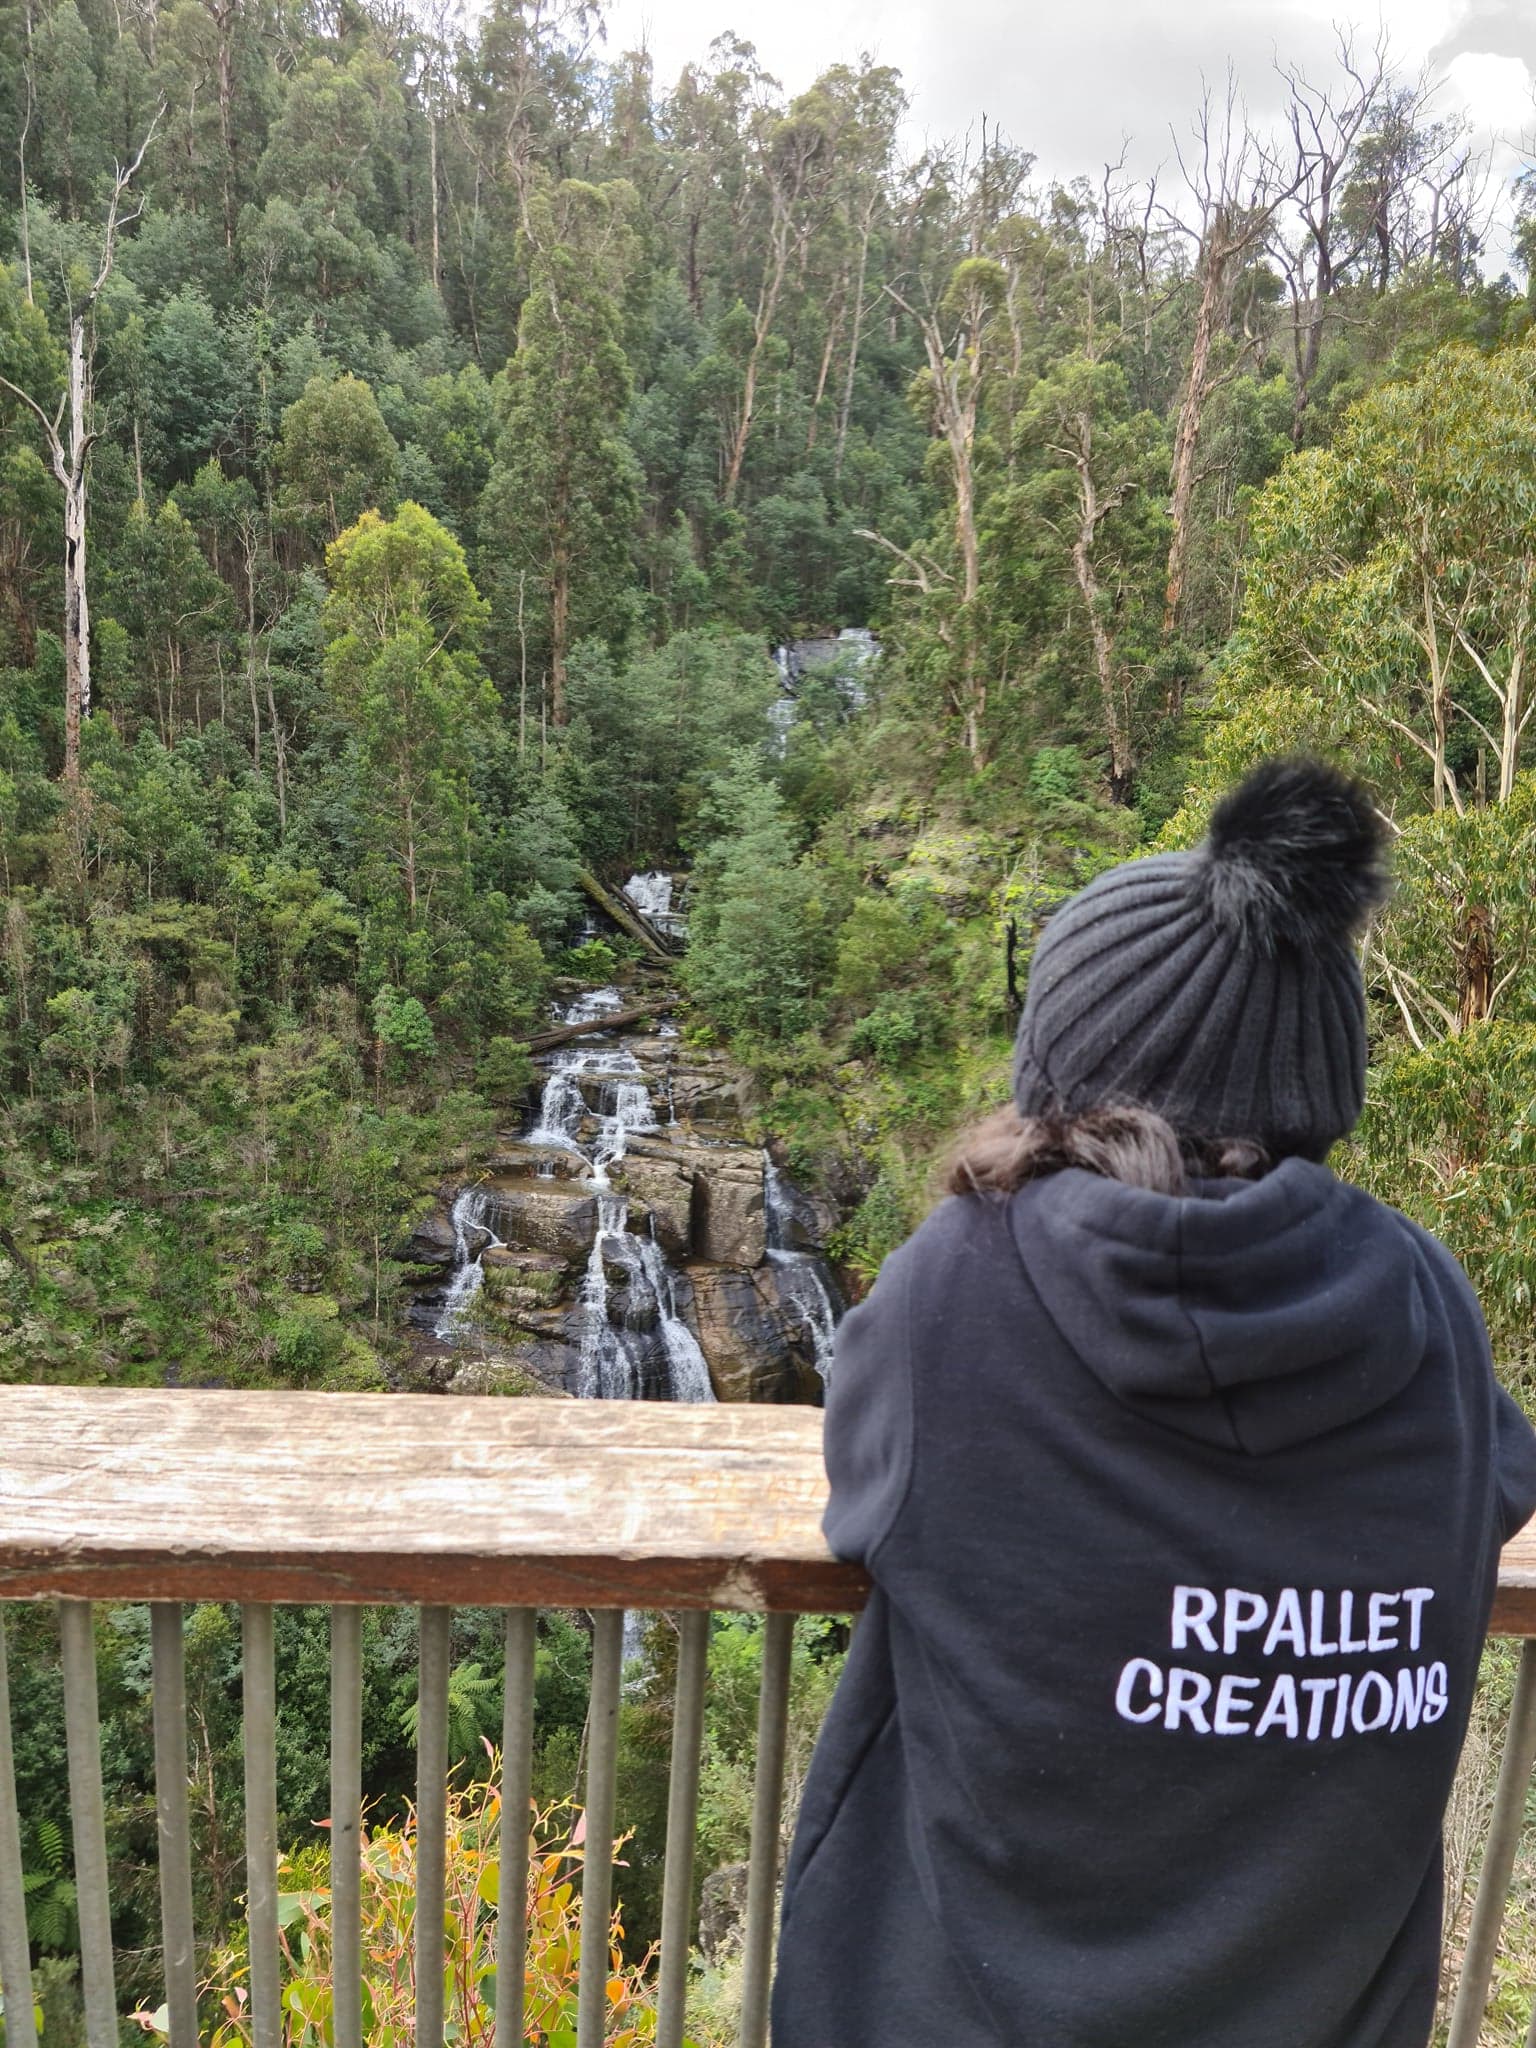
<box><xmin>764</xmin><ymin>1161</ymin><xmax>839</xmax><ymax>1383</ymax></box>
<box><xmin>437</xmin><ymin>985</ymin><xmax>719</xmax><ymax>1404</ymax></box>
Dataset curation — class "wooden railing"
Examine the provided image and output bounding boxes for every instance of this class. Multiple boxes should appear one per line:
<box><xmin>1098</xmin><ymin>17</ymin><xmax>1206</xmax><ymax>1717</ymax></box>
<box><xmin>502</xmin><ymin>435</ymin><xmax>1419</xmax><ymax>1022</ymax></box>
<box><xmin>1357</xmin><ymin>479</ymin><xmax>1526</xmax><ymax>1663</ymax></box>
<box><xmin>0</xmin><ymin>1387</ymin><xmax>1534</xmax><ymax>2048</ymax></box>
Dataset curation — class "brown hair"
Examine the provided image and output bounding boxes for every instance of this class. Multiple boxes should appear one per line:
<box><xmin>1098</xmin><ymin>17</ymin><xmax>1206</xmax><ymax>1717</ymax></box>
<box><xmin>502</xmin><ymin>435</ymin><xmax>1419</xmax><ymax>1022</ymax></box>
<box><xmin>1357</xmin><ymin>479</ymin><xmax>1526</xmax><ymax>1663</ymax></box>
<box><xmin>944</xmin><ymin>1104</ymin><xmax>1272</xmax><ymax>1199</ymax></box>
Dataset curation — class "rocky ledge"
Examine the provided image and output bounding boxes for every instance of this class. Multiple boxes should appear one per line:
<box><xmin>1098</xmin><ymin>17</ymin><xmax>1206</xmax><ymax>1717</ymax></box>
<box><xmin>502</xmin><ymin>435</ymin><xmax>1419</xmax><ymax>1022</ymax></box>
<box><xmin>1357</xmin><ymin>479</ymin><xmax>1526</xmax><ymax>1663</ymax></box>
<box><xmin>397</xmin><ymin>1014</ymin><xmax>842</xmax><ymax>1404</ymax></box>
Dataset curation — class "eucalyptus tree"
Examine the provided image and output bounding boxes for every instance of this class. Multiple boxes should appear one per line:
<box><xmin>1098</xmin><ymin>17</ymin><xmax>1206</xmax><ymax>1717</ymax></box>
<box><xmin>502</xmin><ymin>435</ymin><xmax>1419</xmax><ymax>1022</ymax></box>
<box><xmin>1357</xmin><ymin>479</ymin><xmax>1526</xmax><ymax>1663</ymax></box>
<box><xmin>478</xmin><ymin>178</ymin><xmax>642</xmax><ymax>726</ymax></box>
<box><xmin>0</xmin><ymin>108</ymin><xmax>161</xmax><ymax>783</ymax></box>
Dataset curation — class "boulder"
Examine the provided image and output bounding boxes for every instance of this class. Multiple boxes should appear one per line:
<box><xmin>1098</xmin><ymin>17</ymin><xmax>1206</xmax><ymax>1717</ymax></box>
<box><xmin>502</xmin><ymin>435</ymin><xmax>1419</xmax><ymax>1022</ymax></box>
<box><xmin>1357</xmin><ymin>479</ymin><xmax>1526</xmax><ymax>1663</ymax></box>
<box><xmin>670</xmin><ymin>1068</ymin><xmax>751</xmax><ymax>1122</ymax></box>
<box><xmin>687</xmin><ymin>1263</ymin><xmax>816</xmax><ymax>1402</ymax></box>
<box><xmin>613</xmin><ymin>1155</ymin><xmax>694</xmax><ymax>1256</ymax></box>
<box><xmin>691</xmin><ymin>1153</ymin><xmax>766</xmax><ymax>1267</ymax></box>
<box><xmin>395</xmin><ymin>1208</ymin><xmax>458</xmax><ymax>1268</ymax></box>
<box><xmin>481</xmin><ymin>1177</ymin><xmax>600</xmax><ymax>1260</ymax></box>
<box><xmin>448</xmin><ymin>1345</ymin><xmax>573</xmax><ymax>1397</ymax></box>
<box><xmin>698</xmin><ymin>1863</ymin><xmax>750</xmax><ymax>1960</ymax></box>
<box><xmin>480</xmin><ymin>1246</ymin><xmax>569</xmax><ymax>1304</ymax></box>
<box><xmin>486</xmin><ymin>1141</ymin><xmax>587</xmax><ymax>1180</ymax></box>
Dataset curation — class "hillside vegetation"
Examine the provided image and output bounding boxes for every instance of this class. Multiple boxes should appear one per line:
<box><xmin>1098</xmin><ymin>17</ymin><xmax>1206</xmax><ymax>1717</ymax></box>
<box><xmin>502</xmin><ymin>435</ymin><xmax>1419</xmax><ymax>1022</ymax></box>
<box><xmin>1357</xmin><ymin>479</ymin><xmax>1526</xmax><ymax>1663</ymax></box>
<box><xmin>3</xmin><ymin>7</ymin><xmax>1534</xmax><ymax>1385</ymax></box>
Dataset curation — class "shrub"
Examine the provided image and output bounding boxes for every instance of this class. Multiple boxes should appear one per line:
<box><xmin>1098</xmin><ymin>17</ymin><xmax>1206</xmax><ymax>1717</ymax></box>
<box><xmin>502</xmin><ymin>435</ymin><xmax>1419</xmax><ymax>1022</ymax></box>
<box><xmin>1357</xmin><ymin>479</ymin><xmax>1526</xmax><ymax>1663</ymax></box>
<box><xmin>133</xmin><ymin>1778</ymin><xmax>724</xmax><ymax>2048</ymax></box>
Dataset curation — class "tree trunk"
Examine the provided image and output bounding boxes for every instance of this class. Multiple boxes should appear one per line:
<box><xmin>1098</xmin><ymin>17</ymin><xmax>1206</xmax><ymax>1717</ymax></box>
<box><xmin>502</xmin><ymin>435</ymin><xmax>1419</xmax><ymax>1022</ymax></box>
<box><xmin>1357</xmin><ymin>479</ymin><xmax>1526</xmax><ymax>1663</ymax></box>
<box><xmin>805</xmin><ymin>275</ymin><xmax>845</xmax><ymax>453</ymax></box>
<box><xmin>723</xmin><ymin>218</ymin><xmax>794</xmax><ymax>504</ymax></box>
<box><xmin>428</xmin><ymin>105</ymin><xmax>441</xmax><ymax>292</ymax></box>
<box><xmin>1067</xmin><ymin>416</ymin><xmax>1135</xmax><ymax>801</ymax></box>
<box><xmin>834</xmin><ymin>209</ymin><xmax>872</xmax><ymax>482</ymax></box>
<box><xmin>61</xmin><ymin>323</ymin><xmax>91</xmax><ymax>785</ymax></box>
<box><xmin>213</xmin><ymin>3</ymin><xmax>236</xmax><ymax>250</ymax></box>
<box><xmin>1456</xmin><ymin>904</ymin><xmax>1493</xmax><ymax>1032</ymax></box>
<box><xmin>550</xmin><ymin>540</ymin><xmax>570</xmax><ymax>726</ymax></box>
<box><xmin>1162</xmin><ymin>258</ymin><xmax>1221</xmax><ymax>647</ymax></box>
<box><xmin>264</xmin><ymin>662</ymin><xmax>287</xmax><ymax>832</ymax></box>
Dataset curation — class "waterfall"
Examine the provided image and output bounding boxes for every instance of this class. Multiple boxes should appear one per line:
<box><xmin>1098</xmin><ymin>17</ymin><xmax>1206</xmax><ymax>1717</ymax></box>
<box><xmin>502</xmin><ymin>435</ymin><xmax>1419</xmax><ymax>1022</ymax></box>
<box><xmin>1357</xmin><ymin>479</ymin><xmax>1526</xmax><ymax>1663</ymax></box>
<box><xmin>437</xmin><ymin>982</ymin><xmax>718</xmax><ymax>1402</ymax></box>
<box><xmin>764</xmin><ymin>1159</ymin><xmax>840</xmax><ymax>1383</ymax></box>
<box><xmin>575</xmin><ymin>1190</ymin><xmax>638</xmax><ymax>1399</ymax></box>
<box><xmin>623</xmin><ymin>872</ymin><xmax>688</xmax><ymax>942</ymax></box>
<box><xmin>638</xmin><ymin>1231</ymin><xmax>714</xmax><ymax>1403</ymax></box>
<box><xmin>433</xmin><ymin>1186</ymin><xmax>505</xmax><ymax>1340</ymax></box>
<box><xmin>592</xmin><ymin>1078</ymin><xmax>656</xmax><ymax>1172</ymax></box>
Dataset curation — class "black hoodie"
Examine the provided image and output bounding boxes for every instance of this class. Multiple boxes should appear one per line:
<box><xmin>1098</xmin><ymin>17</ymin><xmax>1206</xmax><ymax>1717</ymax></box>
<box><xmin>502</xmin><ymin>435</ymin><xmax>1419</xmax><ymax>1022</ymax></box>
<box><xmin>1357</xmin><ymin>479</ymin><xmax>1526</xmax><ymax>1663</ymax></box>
<box><xmin>771</xmin><ymin>1160</ymin><xmax>1536</xmax><ymax>2048</ymax></box>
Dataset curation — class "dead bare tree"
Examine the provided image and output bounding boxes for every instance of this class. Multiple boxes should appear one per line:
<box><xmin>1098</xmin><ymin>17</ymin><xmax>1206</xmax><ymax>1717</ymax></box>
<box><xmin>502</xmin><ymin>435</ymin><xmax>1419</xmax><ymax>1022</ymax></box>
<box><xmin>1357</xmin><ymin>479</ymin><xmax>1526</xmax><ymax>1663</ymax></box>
<box><xmin>0</xmin><ymin>107</ymin><xmax>163</xmax><ymax>783</ymax></box>
<box><xmin>1270</xmin><ymin>30</ymin><xmax>1394</xmax><ymax>448</ymax></box>
<box><xmin>1160</xmin><ymin>78</ymin><xmax>1301</xmax><ymax>651</ymax></box>
<box><xmin>16</xmin><ymin>0</ymin><xmax>36</xmax><ymax>302</ymax></box>
<box><xmin>1056</xmin><ymin>406</ymin><xmax>1138</xmax><ymax>801</ymax></box>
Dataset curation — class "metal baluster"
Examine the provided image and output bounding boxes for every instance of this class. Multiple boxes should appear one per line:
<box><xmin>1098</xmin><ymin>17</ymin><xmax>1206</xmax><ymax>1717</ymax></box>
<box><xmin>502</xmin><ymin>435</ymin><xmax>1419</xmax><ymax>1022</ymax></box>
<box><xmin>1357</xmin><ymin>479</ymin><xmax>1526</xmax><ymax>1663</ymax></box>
<box><xmin>497</xmin><ymin>1609</ymin><xmax>537</xmax><ymax>2048</ymax></box>
<box><xmin>150</xmin><ymin>1605</ymin><xmax>197</xmax><ymax>2048</ymax></box>
<box><xmin>241</xmin><ymin>1606</ymin><xmax>280</xmax><ymax>2048</ymax></box>
<box><xmin>737</xmin><ymin>1612</ymin><xmax>794</xmax><ymax>2048</ymax></box>
<box><xmin>331</xmin><ymin>1605</ymin><xmax>364</xmax><ymax>2048</ymax></box>
<box><xmin>656</xmin><ymin>1610</ymin><xmax>711</xmax><ymax>2048</ymax></box>
<box><xmin>0</xmin><ymin>1608</ymin><xmax>38</xmax><ymax>2048</ymax></box>
<box><xmin>58</xmin><ymin>1601</ymin><xmax>117</xmax><ymax>2048</ymax></box>
<box><xmin>415</xmin><ymin>1606</ymin><xmax>452</xmax><ymax>2048</ymax></box>
<box><xmin>1449</xmin><ymin>1639</ymin><xmax>1536</xmax><ymax>2048</ymax></box>
<box><xmin>575</xmin><ymin>1610</ymin><xmax>624</xmax><ymax>2048</ymax></box>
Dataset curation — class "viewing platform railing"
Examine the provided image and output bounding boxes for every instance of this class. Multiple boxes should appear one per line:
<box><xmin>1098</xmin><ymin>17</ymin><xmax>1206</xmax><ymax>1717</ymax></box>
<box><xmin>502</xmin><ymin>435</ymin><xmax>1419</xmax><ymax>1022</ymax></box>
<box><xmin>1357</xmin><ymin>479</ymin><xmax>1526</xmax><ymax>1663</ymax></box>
<box><xmin>0</xmin><ymin>1387</ymin><xmax>1534</xmax><ymax>2048</ymax></box>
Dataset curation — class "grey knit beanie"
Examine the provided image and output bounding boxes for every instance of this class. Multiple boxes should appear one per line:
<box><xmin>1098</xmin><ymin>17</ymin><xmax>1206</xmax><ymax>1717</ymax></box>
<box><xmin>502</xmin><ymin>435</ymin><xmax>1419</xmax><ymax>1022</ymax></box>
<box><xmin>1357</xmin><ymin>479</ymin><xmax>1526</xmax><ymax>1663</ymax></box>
<box><xmin>1012</xmin><ymin>759</ymin><xmax>1391</xmax><ymax>1159</ymax></box>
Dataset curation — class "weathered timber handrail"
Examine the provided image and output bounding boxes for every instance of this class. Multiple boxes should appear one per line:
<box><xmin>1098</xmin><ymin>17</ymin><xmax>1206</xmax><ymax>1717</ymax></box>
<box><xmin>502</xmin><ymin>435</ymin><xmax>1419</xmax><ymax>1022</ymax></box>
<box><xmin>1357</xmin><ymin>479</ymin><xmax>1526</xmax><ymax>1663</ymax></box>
<box><xmin>0</xmin><ymin>1391</ymin><xmax>868</xmax><ymax>1611</ymax></box>
<box><xmin>525</xmin><ymin>1001</ymin><xmax>675</xmax><ymax>1054</ymax></box>
<box><xmin>1</xmin><ymin>1385</ymin><xmax>1535</xmax><ymax>1628</ymax></box>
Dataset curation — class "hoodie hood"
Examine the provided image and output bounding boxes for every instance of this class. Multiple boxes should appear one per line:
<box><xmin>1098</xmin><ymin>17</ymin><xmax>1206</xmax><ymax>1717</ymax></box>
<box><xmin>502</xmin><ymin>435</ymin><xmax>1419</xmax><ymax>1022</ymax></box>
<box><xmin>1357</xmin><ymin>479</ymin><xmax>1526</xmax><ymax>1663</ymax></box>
<box><xmin>1011</xmin><ymin>1157</ymin><xmax>1429</xmax><ymax>1455</ymax></box>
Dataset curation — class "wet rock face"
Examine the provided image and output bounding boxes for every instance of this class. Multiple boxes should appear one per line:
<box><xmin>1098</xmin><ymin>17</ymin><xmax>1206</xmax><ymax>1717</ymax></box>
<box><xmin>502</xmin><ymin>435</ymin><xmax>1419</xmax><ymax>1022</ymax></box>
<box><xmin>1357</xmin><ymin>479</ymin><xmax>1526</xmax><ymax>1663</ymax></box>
<box><xmin>447</xmin><ymin>1352</ymin><xmax>572</xmax><ymax>1398</ymax></box>
<box><xmin>406</xmin><ymin>974</ymin><xmax>841</xmax><ymax>1400</ymax></box>
<box><xmin>611</xmin><ymin>1155</ymin><xmax>692</xmax><ymax>1256</ymax></box>
<box><xmin>692</xmin><ymin>1154</ymin><xmax>767</xmax><ymax>1267</ymax></box>
<box><xmin>481</xmin><ymin>1178</ymin><xmax>601</xmax><ymax>1260</ymax></box>
<box><xmin>398</xmin><ymin>1209</ymin><xmax>459</xmax><ymax>1268</ymax></box>
<box><xmin>687</xmin><ymin>1264</ymin><xmax>820</xmax><ymax>1403</ymax></box>
<box><xmin>486</xmin><ymin>1142</ymin><xmax>589</xmax><ymax>1180</ymax></box>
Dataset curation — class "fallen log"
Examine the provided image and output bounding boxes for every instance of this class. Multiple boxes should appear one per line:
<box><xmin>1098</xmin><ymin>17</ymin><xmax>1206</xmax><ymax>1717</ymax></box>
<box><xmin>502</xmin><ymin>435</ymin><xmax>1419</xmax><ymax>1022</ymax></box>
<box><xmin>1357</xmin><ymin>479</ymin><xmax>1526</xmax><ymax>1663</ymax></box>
<box><xmin>578</xmin><ymin>868</ymin><xmax>678</xmax><ymax>961</ymax></box>
<box><xmin>526</xmin><ymin>1001</ymin><xmax>677</xmax><ymax>1055</ymax></box>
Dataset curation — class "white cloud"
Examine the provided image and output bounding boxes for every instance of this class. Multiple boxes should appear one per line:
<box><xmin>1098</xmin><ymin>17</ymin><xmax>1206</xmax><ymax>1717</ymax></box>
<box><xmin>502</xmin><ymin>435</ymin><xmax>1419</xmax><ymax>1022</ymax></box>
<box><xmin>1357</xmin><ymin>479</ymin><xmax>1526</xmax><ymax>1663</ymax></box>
<box><xmin>1446</xmin><ymin>48</ymin><xmax>1534</xmax><ymax>131</ymax></box>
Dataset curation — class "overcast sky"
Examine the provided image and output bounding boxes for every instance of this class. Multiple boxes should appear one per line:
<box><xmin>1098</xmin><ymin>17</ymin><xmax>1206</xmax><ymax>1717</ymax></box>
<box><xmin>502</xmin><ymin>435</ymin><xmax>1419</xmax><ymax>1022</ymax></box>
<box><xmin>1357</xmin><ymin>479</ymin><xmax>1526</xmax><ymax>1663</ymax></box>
<box><xmin>601</xmin><ymin>0</ymin><xmax>1534</xmax><ymax>247</ymax></box>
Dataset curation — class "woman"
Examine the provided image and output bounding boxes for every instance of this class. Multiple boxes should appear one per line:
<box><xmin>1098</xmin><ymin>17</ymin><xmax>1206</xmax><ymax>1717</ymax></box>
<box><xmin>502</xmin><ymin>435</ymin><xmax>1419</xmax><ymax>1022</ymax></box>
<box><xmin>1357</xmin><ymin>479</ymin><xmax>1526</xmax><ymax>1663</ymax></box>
<box><xmin>771</xmin><ymin>759</ymin><xmax>1536</xmax><ymax>2048</ymax></box>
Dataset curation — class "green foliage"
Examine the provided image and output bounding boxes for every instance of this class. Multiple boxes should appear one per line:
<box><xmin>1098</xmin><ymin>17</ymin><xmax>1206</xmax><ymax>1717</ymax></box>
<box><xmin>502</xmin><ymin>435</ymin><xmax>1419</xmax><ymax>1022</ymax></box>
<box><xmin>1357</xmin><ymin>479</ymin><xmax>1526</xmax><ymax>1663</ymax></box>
<box><xmin>561</xmin><ymin>938</ymin><xmax>618</xmax><ymax>983</ymax></box>
<box><xmin>683</xmin><ymin>759</ymin><xmax>829</xmax><ymax>1041</ymax></box>
<box><xmin>478</xmin><ymin>1036</ymin><xmax>536</xmax><ymax>1105</ymax></box>
<box><xmin>21</xmin><ymin>1815</ymin><xmax>78</xmax><ymax>1954</ymax></box>
<box><xmin>278</xmin><ymin>373</ymin><xmax>400</xmax><ymax>543</ymax></box>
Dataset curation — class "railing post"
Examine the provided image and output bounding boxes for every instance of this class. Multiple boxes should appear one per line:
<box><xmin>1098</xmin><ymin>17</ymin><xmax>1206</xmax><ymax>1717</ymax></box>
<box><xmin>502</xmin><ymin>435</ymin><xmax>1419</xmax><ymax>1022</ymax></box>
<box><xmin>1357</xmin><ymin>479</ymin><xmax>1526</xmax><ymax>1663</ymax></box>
<box><xmin>497</xmin><ymin>1608</ymin><xmax>537</xmax><ymax>2048</ymax></box>
<box><xmin>738</xmin><ymin>1612</ymin><xmax>794</xmax><ymax>2048</ymax></box>
<box><xmin>58</xmin><ymin>1601</ymin><xmax>117</xmax><ymax>2048</ymax></box>
<box><xmin>149</xmin><ymin>1604</ymin><xmax>198</xmax><ymax>2048</ymax></box>
<box><xmin>1448</xmin><ymin>1638</ymin><xmax>1536</xmax><ymax>2048</ymax></box>
<box><xmin>241</xmin><ymin>1605</ymin><xmax>280</xmax><ymax>2048</ymax></box>
<box><xmin>656</xmin><ymin>1609</ymin><xmax>711</xmax><ymax>2048</ymax></box>
<box><xmin>330</xmin><ymin>1604</ymin><xmax>364</xmax><ymax>2048</ymax></box>
<box><xmin>415</xmin><ymin>1606</ymin><xmax>452</xmax><ymax>2048</ymax></box>
<box><xmin>576</xmin><ymin>1610</ymin><xmax>624</xmax><ymax>2048</ymax></box>
<box><xmin>0</xmin><ymin>1607</ymin><xmax>39</xmax><ymax>2048</ymax></box>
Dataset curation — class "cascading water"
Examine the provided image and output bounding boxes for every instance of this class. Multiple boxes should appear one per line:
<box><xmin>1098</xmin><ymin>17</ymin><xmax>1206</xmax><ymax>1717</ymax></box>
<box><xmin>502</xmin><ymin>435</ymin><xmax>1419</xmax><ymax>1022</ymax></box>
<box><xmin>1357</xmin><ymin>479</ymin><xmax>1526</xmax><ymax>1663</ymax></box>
<box><xmin>637</xmin><ymin>1232</ymin><xmax>713</xmax><ymax>1401</ymax></box>
<box><xmin>432</xmin><ymin>1187</ymin><xmax>506</xmax><ymax>1339</ymax></box>
<box><xmin>622</xmin><ymin>872</ymin><xmax>688</xmax><ymax>943</ymax></box>
<box><xmin>435</xmin><ymin>984</ymin><xmax>718</xmax><ymax>1400</ymax></box>
<box><xmin>765</xmin><ymin>1160</ymin><xmax>840</xmax><ymax>1383</ymax></box>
